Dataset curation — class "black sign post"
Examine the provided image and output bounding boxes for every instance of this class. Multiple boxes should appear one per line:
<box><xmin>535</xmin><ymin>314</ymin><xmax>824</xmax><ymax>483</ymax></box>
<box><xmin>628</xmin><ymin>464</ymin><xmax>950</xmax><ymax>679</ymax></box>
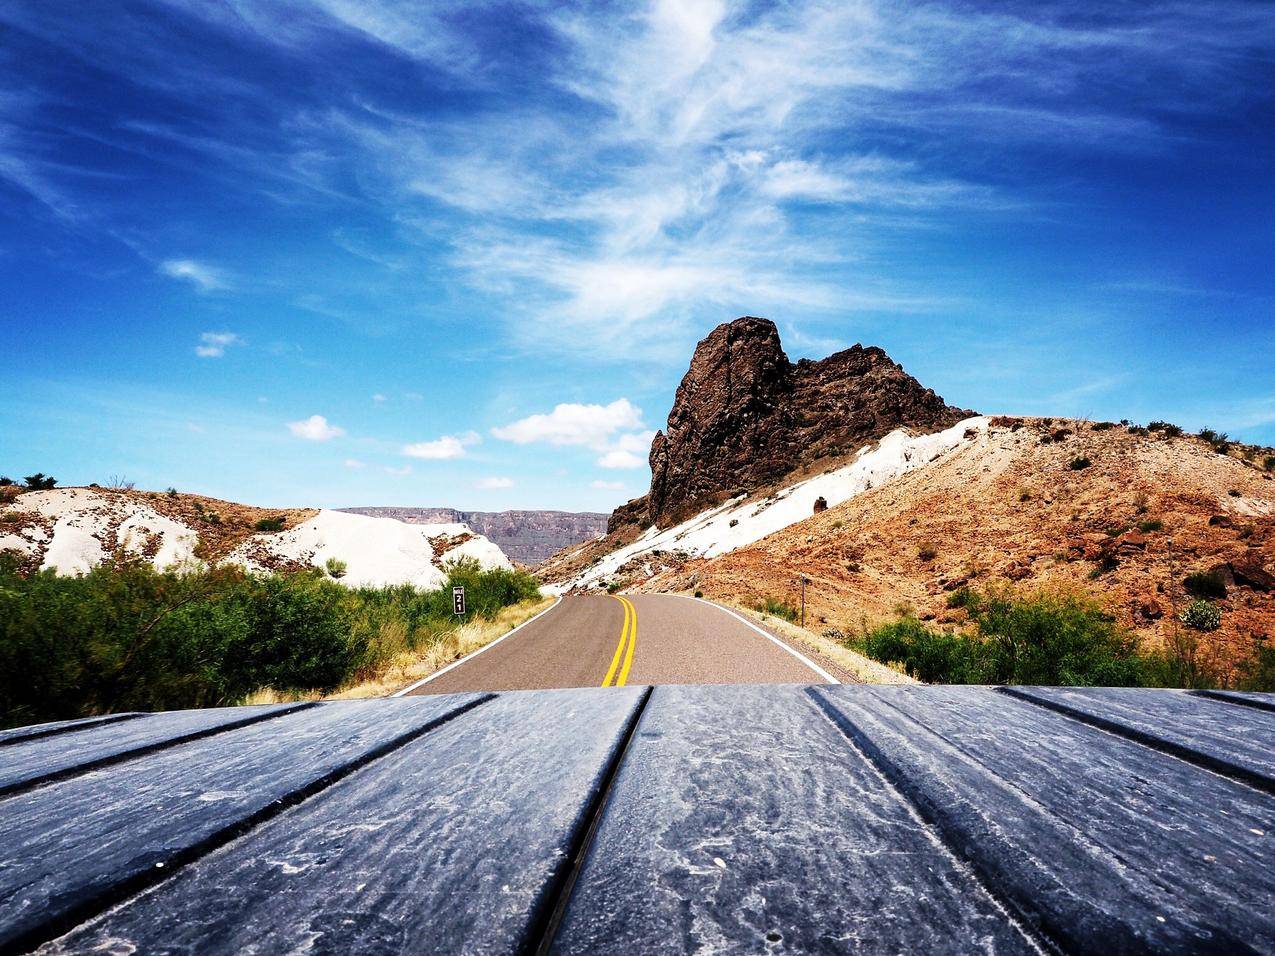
<box><xmin>453</xmin><ymin>586</ymin><xmax>466</xmax><ymax>616</ymax></box>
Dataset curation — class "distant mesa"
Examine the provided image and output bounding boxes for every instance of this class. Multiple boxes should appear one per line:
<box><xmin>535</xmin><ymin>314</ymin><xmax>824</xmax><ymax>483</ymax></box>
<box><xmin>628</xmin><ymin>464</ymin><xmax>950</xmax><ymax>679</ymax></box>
<box><xmin>340</xmin><ymin>508</ymin><xmax>608</xmax><ymax>565</ymax></box>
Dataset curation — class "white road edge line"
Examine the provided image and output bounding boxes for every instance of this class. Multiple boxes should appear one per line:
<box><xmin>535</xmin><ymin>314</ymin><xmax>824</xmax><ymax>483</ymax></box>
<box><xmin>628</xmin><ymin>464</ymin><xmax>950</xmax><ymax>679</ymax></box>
<box><xmin>391</xmin><ymin>595</ymin><xmax>564</xmax><ymax>697</ymax></box>
<box><xmin>677</xmin><ymin>595</ymin><xmax>840</xmax><ymax>684</ymax></box>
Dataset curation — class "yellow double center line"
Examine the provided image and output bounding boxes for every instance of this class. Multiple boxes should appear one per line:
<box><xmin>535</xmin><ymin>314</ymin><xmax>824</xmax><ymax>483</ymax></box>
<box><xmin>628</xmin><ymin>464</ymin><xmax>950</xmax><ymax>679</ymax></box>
<box><xmin>601</xmin><ymin>595</ymin><xmax>637</xmax><ymax>687</ymax></box>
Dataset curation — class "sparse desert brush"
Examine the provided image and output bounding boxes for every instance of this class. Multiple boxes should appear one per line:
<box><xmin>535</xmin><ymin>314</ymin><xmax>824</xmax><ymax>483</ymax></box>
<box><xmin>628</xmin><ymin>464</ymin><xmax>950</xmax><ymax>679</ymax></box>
<box><xmin>857</xmin><ymin>585</ymin><xmax>1174</xmax><ymax>686</ymax></box>
<box><xmin>166</xmin><ymin>487</ymin><xmax>179</xmax><ymax>498</ymax></box>
<box><xmin>1180</xmin><ymin>599</ymin><xmax>1222</xmax><ymax>632</ymax></box>
<box><xmin>1127</xmin><ymin>425</ymin><xmax>1149</xmax><ymax>435</ymax></box>
<box><xmin>22</xmin><ymin>473</ymin><xmax>56</xmax><ymax>490</ymax></box>
<box><xmin>1132</xmin><ymin>490</ymin><xmax>1149</xmax><ymax>514</ymax></box>
<box><xmin>1091</xmin><ymin>421</ymin><xmax>1116</xmax><ymax>431</ymax></box>
<box><xmin>325</xmin><ymin>557</ymin><xmax>348</xmax><ymax>579</ymax></box>
<box><xmin>1068</xmin><ymin>456</ymin><xmax>1091</xmax><ymax>470</ymax></box>
<box><xmin>1017</xmin><ymin>488</ymin><xmax>1032</xmax><ymax>502</ymax></box>
<box><xmin>1147</xmin><ymin>421</ymin><xmax>1183</xmax><ymax>437</ymax></box>
<box><xmin>254</xmin><ymin>516</ymin><xmax>286</xmax><ymax>532</ymax></box>
<box><xmin>1184</xmin><ymin>569</ymin><xmax>1227</xmax><ymax>599</ymax></box>
<box><xmin>751</xmin><ymin>595</ymin><xmax>799</xmax><ymax>622</ymax></box>
<box><xmin>1137</xmin><ymin>519</ymin><xmax>1163</xmax><ymax>533</ymax></box>
<box><xmin>917</xmin><ymin>543</ymin><xmax>937</xmax><ymax>561</ymax></box>
<box><xmin>0</xmin><ymin>486</ymin><xmax>18</xmax><ymax>505</ymax></box>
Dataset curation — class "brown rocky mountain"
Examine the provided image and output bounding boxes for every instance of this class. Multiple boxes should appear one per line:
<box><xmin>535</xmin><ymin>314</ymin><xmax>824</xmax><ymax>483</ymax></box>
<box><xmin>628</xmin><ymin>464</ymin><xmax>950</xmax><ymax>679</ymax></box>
<box><xmin>612</xmin><ymin>316</ymin><xmax>970</xmax><ymax>531</ymax></box>
<box><xmin>340</xmin><ymin>507</ymin><xmax>607</xmax><ymax>564</ymax></box>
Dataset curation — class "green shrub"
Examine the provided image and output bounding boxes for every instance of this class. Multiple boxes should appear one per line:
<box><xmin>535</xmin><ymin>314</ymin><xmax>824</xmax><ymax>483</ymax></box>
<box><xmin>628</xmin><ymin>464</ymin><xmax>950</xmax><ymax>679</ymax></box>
<box><xmin>1199</xmin><ymin>428</ymin><xmax>1219</xmax><ymax>443</ymax></box>
<box><xmin>1068</xmin><ymin>457</ymin><xmax>1091</xmax><ymax>470</ymax></box>
<box><xmin>1091</xmin><ymin>421</ymin><xmax>1115</xmax><ymax>431</ymax></box>
<box><xmin>254</xmin><ymin>516</ymin><xmax>286</xmax><ymax>532</ymax></box>
<box><xmin>1179</xmin><ymin>600</ymin><xmax>1221</xmax><ymax>632</ymax></box>
<box><xmin>606</xmin><ymin>580</ymin><xmax>622</xmax><ymax>593</ymax></box>
<box><xmin>325</xmin><ymin>557</ymin><xmax>348</xmax><ymax>579</ymax></box>
<box><xmin>1137</xmin><ymin>519</ymin><xmax>1163</xmax><ymax>533</ymax></box>
<box><xmin>751</xmin><ymin>596</ymin><xmax>798</xmax><ymax>622</ymax></box>
<box><xmin>0</xmin><ymin>476</ymin><xmax>12</xmax><ymax>486</ymax></box>
<box><xmin>852</xmin><ymin>587</ymin><xmax>1169</xmax><ymax>686</ymax></box>
<box><xmin>1265</xmin><ymin>456</ymin><xmax>1275</xmax><ymax>473</ymax></box>
<box><xmin>0</xmin><ymin>555</ymin><xmax>542</xmax><ymax>728</ymax></box>
<box><xmin>1147</xmin><ymin>421</ymin><xmax>1182</xmax><ymax>437</ymax></box>
<box><xmin>1184</xmin><ymin>570</ymin><xmax>1227</xmax><ymax>599</ymax></box>
<box><xmin>694</xmin><ymin>589</ymin><xmax>703</xmax><ymax>598</ymax></box>
<box><xmin>22</xmin><ymin>473</ymin><xmax>56</xmax><ymax>490</ymax></box>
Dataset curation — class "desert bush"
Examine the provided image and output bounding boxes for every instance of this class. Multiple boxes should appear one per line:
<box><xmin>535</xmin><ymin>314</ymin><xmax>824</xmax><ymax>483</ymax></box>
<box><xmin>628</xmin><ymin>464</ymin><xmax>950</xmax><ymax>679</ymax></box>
<box><xmin>0</xmin><ymin>477</ymin><xmax>12</xmax><ymax>486</ymax></box>
<box><xmin>1091</xmin><ymin>421</ymin><xmax>1115</xmax><ymax>431</ymax></box>
<box><xmin>1179</xmin><ymin>600</ymin><xmax>1222</xmax><ymax>632</ymax></box>
<box><xmin>166</xmin><ymin>487</ymin><xmax>179</xmax><ymax>498</ymax></box>
<box><xmin>22</xmin><ymin>473</ymin><xmax>56</xmax><ymax>490</ymax></box>
<box><xmin>254</xmin><ymin>516</ymin><xmax>286</xmax><ymax>532</ymax></box>
<box><xmin>917</xmin><ymin>543</ymin><xmax>937</xmax><ymax>562</ymax></box>
<box><xmin>751</xmin><ymin>595</ymin><xmax>798</xmax><ymax>622</ymax></box>
<box><xmin>1265</xmin><ymin>456</ymin><xmax>1275</xmax><ymax>473</ymax></box>
<box><xmin>1199</xmin><ymin>428</ymin><xmax>1219</xmax><ymax>443</ymax></box>
<box><xmin>694</xmin><ymin>589</ymin><xmax>703</xmax><ymax>598</ymax></box>
<box><xmin>0</xmin><ymin>555</ymin><xmax>541</xmax><ymax>728</ymax></box>
<box><xmin>325</xmin><ymin>557</ymin><xmax>348</xmax><ymax>579</ymax></box>
<box><xmin>852</xmin><ymin>587</ymin><xmax>1170</xmax><ymax>686</ymax></box>
<box><xmin>1137</xmin><ymin>519</ymin><xmax>1163</xmax><ymax>533</ymax></box>
<box><xmin>1184</xmin><ymin>570</ymin><xmax>1227</xmax><ymax>599</ymax></box>
<box><xmin>1068</xmin><ymin>456</ymin><xmax>1091</xmax><ymax>470</ymax></box>
<box><xmin>0</xmin><ymin>486</ymin><xmax>17</xmax><ymax>505</ymax></box>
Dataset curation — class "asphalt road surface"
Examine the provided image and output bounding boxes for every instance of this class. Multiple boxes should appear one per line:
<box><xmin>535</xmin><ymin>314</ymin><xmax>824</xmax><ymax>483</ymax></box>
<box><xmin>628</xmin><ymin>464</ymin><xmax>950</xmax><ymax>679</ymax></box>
<box><xmin>410</xmin><ymin>594</ymin><xmax>835</xmax><ymax>694</ymax></box>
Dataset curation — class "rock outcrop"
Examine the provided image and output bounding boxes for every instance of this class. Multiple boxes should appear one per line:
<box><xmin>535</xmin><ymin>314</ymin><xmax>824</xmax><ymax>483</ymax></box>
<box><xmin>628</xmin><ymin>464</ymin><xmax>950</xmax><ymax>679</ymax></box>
<box><xmin>618</xmin><ymin>316</ymin><xmax>970</xmax><ymax>529</ymax></box>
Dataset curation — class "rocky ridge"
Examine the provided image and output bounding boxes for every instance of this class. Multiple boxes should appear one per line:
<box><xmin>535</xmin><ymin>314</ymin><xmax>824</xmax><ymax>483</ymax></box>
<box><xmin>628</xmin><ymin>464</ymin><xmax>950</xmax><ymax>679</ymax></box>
<box><xmin>614</xmin><ymin>316</ymin><xmax>969</xmax><ymax>531</ymax></box>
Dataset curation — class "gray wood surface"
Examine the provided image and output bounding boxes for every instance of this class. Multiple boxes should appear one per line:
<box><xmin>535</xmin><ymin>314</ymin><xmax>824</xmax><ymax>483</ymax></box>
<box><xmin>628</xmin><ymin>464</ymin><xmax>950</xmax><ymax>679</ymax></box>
<box><xmin>0</xmin><ymin>703</ymin><xmax>307</xmax><ymax>797</ymax></box>
<box><xmin>0</xmin><ymin>714</ymin><xmax>142</xmax><ymax>747</ymax></box>
<box><xmin>0</xmin><ymin>696</ymin><xmax>484</xmax><ymax>954</ymax></box>
<box><xmin>41</xmin><ymin>688</ymin><xmax>646</xmax><ymax>956</ymax></box>
<box><xmin>0</xmin><ymin>685</ymin><xmax>1269</xmax><ymax>955</ymax></box>
<box><xmin>551</xmin><ymin>683</ymin><xmax>1034</xmax><ymax>954</ymax></box>
<box><xmin>1000</xmin><ymin>685</ymin><xmax>1275</xmax><ymax>791</ymax></box>
<box><xmin>815</xmin><ymin>685</ymin><xmax>1275</xmax><ymax>953</ymax></box>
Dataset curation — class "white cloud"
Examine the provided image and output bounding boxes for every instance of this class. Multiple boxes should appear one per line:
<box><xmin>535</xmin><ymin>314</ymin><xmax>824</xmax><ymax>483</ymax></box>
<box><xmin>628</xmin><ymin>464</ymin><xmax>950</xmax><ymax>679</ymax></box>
<box><xmin>476</xmin><ymin>476</ymin><xmax>514</xmax><ymax>489</ymax></box>
<box><xmin>343</xmin><ymin>458</ymin><xmax>366</xmax><ymax>469</ymax></box>
<box><xmin>592</xmin><ymin>479</ymin><xmax>626</xmax><ymax>490</ymax></box>
<box><xmin>402</xmin><ymin>430</ymin><xmax>480</xmax><ymax>460</ymax></box>
<box><xmin>371</xmin><ymin>393</ymin><xmax>387</xmax><ymax>403</ymax></box>
<box><xmin>287</xmin><ymin>414</ymin><xmax>346</xmax><ymax>441</ymax></box>
<box><xmin>596</xmin><ymin>449</ymin><xmax>645</xmax><ymax>469</ymax></box>
<box><xmin>194</xmin><ymin>331</ymin><xmax>242</xmax><ymax>358</ymax></box>
<box><xmin>492</xmin><ymin>399</ymin><xmax>644</xmax><ymax>450</ymax></box>
<box><xmin>384</xmin><ymin>464</ymin><xmax>412</xmax><ymax>476</ymax></box>
<box><xmin>161</xmin><ymin>258</ymin><xmax>227</xmax><ymax>292</ymax></box>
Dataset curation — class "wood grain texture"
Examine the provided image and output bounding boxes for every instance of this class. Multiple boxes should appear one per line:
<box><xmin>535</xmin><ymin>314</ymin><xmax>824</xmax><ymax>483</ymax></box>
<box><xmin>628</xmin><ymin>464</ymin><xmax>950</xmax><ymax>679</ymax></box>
<box><xmin>41</xmin><ymin>688</ymin><xmax>646</xmax><ymax>956</ymax></box>
<box><xmin>0</xmin><ymin>696</ymin><xmax>483</xmax><ymax>954</ymax></box>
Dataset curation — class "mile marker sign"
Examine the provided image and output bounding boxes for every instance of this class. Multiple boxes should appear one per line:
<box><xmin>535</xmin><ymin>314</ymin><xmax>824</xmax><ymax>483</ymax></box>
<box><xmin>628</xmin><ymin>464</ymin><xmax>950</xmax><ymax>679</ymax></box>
<box><xmin>453</xmin><ymin>586</ymin><xmax>466</xmax><ymax>616</ymax></box>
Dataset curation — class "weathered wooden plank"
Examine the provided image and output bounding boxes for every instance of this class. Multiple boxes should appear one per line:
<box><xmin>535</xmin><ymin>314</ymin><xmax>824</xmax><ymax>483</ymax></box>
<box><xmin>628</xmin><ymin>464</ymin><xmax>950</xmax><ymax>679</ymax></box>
<box><xmin>1000</xmin><ymin>685</ymin><xmax>1275</xmax><ymax>792</ymax></box>
<box><xmin>0</xmin><ymin>703</ymin><xmax>308</xmax><ymax>797</ymax></box>
<box><xmin>0</xmin><ymin>695</ymin><xmax>485</xmax><ymax>955</ymax></box>
<box><xmin>1194</xmin><ymin>689</ymin><xmax>1275</xmax><ymax>713</ymax></box>
<box><xmin>0</xmin><ymin>713</ymin><xmax>143</xmax><ymax>747</ymax></box>
<box><xmin>815</xmin><ymin>685</ymin><xmax>1275</xmax><ymax>954</ymax></box>
<box><xmin>44</xmin><ymin>687</ymin><xmax>647</xmax><ymax>956</ymax></box>
<box><xmin>550</xmin><ymin>684</ymin><xmax>1034</xmax><ymax>954</ymax></box>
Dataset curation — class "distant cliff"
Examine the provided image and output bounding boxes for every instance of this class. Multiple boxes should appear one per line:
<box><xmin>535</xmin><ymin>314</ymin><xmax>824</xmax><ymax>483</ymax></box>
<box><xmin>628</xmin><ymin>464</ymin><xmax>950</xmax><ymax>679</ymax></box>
<box><xmin>339</xmin><ymin>508</ymin><xmax>608</xmax><ymax>564</ymax></box>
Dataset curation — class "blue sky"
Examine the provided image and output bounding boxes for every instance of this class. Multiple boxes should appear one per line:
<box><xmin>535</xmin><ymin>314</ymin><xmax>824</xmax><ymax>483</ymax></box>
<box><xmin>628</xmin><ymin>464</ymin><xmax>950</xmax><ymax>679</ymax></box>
<box><xmin>2</xmin><ymin>0</ymin><xmax>1273</xmax><ymax>511</ymax></box>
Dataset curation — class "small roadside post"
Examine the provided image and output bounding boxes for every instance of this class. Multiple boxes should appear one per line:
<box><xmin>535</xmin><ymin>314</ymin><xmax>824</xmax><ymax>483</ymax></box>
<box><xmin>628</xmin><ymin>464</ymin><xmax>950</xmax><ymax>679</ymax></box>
<box><xmin>453</xmin><ymin>585</ymin><xmax>466</xmax><ymax>617</ymax></box>
<box><xmin>799</xmin><ymin>576</ymin><xmax>809</xmax><ymax>629</ymax></box>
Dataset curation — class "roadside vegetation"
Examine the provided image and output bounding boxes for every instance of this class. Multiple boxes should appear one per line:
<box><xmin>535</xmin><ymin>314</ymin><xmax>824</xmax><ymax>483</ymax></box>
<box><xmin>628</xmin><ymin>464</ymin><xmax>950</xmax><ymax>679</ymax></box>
<box><xmin>847</xmin><ymin>585</ymin><xmax>1272</xmax><ymax>690</ymax></box>
<box><xmin>0</xmin><ymin>553</ymin><xmax>541</xmax><ymax>729</ymax></box>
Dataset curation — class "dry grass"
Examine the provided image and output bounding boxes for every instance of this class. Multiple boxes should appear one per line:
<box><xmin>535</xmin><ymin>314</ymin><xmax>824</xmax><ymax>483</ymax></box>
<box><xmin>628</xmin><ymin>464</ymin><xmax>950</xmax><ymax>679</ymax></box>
<box><xmin>727</xmin><ymin>601</ymin><xmax>916</xmax><ymax>684</ymax></box>
<box><xmin>244</xmin><ymin>596</ymin><xmax>555</xmax><ymax>704</ymax></box>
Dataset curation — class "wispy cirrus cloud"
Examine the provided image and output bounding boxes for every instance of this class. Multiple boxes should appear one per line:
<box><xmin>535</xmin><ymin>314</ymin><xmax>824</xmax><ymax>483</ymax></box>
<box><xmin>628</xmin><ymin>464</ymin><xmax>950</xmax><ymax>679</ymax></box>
<box><xmin>194</xmin><ymin>331</ymin><xmax>242</xmax><ymax>358</ymax></box>
<box><xmin>160</xmin><ymin>258</ymin><xmax>228</xmax><ymax>292</ymax></box>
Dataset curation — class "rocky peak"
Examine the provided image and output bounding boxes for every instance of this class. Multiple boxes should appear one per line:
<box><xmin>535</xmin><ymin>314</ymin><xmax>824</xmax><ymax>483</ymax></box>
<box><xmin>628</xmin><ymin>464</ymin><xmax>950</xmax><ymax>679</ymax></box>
<box><xmin>618</xmin><ymin>316</ymin><xmax>971</xmax><ymax>530</ymax></box>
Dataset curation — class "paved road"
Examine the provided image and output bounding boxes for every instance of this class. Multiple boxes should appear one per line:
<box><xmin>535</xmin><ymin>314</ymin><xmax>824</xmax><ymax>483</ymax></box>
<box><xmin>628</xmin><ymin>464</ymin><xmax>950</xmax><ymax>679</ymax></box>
<box><xmin>411</xmin><ymin>594</ymin><xmax>834</xmax><ymax>694</ymax></box>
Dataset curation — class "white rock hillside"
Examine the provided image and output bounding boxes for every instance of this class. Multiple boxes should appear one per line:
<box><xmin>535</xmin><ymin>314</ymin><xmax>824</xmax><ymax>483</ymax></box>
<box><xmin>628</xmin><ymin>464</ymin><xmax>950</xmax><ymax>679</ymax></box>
<box><xmin>0</xmin><ymin>489</ymin><xmax>511</xmax><ymax>589</ymax></box>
